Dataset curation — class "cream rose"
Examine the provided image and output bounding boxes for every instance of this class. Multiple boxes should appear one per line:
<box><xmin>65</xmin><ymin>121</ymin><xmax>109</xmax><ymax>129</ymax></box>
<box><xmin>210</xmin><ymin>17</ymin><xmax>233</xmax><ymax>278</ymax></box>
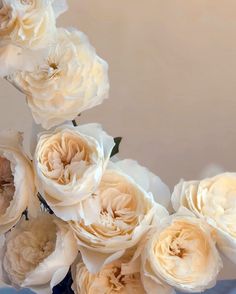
<box><xmin>10</xmin><ymin>28</ymin><xmax>110</xmax><ymax>129</ymax></box>
<box><xmin>141</xmin><ymin>209</ymin><xmax>222</xmax><ymax>293</ymax></box>
<box><xmin>0</xmin><ymin>0</ymin><xmax>67</xmax><ymax>48</ymax></box>
<box><xmin>34</xmin><ymin>123</ymin><xmax>114</xmax><ymax>221</ymax></box>
<box><xmin>69</xmin><ymin>159</ymin><xmax>170</xmax><ymax>273</ymax></box>
<box><xmin>0</xmin><ymin>0</ymin><xmax>67</xmax><ymax>76</ymax></box>
<box><xmin>172</xmin><ymin>173</ymin><xmax>236</xmax><ymax>264</ymax></box>
<box><xmin>0</xmin><ymin>213</ymin><xmax>78</xmax><ymax>293</ymax></box>
<box><xmin>72</xmin><ymin>251</ymin><xmax>146</xmax><ymax>294</ymax></box>
<box><xmin>0</xmin><ymin>130</ymin><xmax>37</xmax><ymax>234</ymax></box>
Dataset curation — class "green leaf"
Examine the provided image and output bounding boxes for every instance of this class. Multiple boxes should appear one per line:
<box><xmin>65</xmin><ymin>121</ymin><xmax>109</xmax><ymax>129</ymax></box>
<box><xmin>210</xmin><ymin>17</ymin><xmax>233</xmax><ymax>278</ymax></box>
<box><xmin>111</xmin><ymin>137</ymin><xmax>122</xmax><ymax>157</ymax></box>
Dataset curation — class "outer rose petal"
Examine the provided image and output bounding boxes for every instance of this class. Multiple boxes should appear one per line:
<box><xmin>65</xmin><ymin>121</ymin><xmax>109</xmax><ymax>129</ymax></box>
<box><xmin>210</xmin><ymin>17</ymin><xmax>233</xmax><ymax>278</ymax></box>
<box><xmin>0</xmin><ymin>45</ymin><xmax>47</xmax><ymax>77</ymax></box>
<box><xmin>171</xmin><ymin>179</ymin><xmax>198</xmax><ymax>212</ymax></box>
<box><xmin>141</xmin><ymin>254</ymin><xmax>176</xmax><ymax>294</ymax></box>
<box><xmin>79</xmin><ymin>248</ymin><xmax>126</xmax><ymax>274</ymax></box>
<box><xmin>113</xmin><ymin>159</ymin><xmax>171</xmax><ymax>209</ymax></box>
<box><xmin>51</xmin><ymin>0</ymin><xmax>68</xmax><ymax>17</ymax></box>
<box><xmin>213</xmin><ymin>221</ymin><xmax>236</xmax><ymax>264</ymax></box>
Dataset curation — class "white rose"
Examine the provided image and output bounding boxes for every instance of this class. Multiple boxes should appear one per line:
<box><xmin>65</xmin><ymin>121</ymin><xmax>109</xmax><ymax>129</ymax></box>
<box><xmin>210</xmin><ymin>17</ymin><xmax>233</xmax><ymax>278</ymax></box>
<box><xmin>10</xmin><ymin>28</ymin><xmax>110</xmax><ymax>129</ymax></box>
<box><xmin>141</xmin><ymin>208</ymin><xmax>222</xmax><ymax>293</ymax></box>
<box><xmin>0</xmin><ymin>130</ymin><xmax>37</xmax><ymax>234</ymax></box>
<box><xmin>0</xmin><ymin>0</ymin><xmax>67</xmax><ymax>48</ymax></box>
<box><xmin>69</xmin><ymin>159</ymin><xmax>170</xmax><ymax>273</ymax></box>
<box><xmin>0</xmin><ymin>0</ymin><xmax>67</xmax><ymax>76</ymax></box>
<box><xmin>72</xmin><ymin>251</ymin><xmax>146</xmax><ymax>294</ymax></box>
<box><xmin>34</xmin><ymin>123</ymin><xmax>114</xmax><ymax>221</ymax></box>
<box><xmin>1</xmin><ymin>213</ymin><xmax>78</xmax><ymax>294</ymax></box>
<box><xmin>172</xmin><ymin>173</ymin><xmax>236</xmax><ymax>264</ymax></box>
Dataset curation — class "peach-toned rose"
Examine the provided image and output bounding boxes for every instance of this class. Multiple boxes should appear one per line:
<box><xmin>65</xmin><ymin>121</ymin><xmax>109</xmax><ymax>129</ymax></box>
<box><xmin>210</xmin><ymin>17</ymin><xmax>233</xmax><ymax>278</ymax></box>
<box><xmin>72</xmin><ymin>251</ymin><xmax>145</xmax><ymax>294</ymax></box>
<box><xmin>141</xmin><ymin>209</ymin><xmax>222</xmax><ymax>293</ymax></box>
<box><xmin>34</xmin><ymin>124</ymin><xmax>114</xmax><ymax>221</ymax></box>
<box><xmin>172</xmin><ymin>173</ymin><xmax>236</xmax><ymax>264</ymax></box>
<box><xmin>69</xmin><ymin>159</ymin><xmax>169</xmax><ymax>273</ymax></box>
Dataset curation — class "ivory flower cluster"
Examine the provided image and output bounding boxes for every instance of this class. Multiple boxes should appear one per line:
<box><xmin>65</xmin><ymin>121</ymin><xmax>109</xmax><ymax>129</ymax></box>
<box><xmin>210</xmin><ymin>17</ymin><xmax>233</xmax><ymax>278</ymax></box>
<box><xmin>0</xmin><ymin>1</ymin><xmax>236</xmax><ymax>294</ymax></box>
<box><xmin>0</xmin><ymin>124</ymin><xmax>230</xmax><ymax>293</ymax></box>
<box><xmin>0</xmin><ymin>124</ymin><xmax>175</xmax><ymax>293</ymax></box>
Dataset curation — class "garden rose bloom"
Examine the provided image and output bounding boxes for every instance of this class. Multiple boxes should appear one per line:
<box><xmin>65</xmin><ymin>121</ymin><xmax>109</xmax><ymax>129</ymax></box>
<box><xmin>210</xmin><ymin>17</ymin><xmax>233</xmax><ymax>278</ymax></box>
<box><xmin>172</xmin><ymin>173</ymin><xmax>236</xmax><ymax>264</ymax></box>
<box><xmin>0</xmin><ymin>0</ymin><xmax>53</xmax><ymax>48</ymax></box>
<box><xmin>1</xmin><ymin>213</ymin><xmax>77</xmax><ymax>293</ymax></box>
<box><xmin>141</xmin><ymin>209</ymin><xmax>222</xmax><ymax>293</ymax></box>
<box><xmin>69</xmin><ymin>159</ymin><xmax>169</xmax><ymax>273</ymax></box>
<box><xmin>10</xmin><ymin>28</ymin><xmax>109</xmax><ymax>129</ymax></box>
<box><xmin>72</xmin><ymin>252</ymin><xmax>145</xmax><ymax>294</ymax></box>
<box><xmin>34</xmin><ymin>124</ymin><xmax>114</xmax><ymax>221</ymax></box>
<box><xmin>0</xmin><ymin>130</ymin><xmax>37</xmax><ymax>234</ymax></box>
<box><xmin>0</xmin><ymin>0</ymin><xmax>67</xmax><ymax>76</ymax></box>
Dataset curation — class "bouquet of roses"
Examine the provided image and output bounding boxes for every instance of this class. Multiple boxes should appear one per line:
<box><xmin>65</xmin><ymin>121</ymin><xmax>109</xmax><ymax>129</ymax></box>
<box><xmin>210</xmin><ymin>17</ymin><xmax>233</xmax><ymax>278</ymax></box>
<box><xmin>0</xmin><ymin>1</ymin><xmax>235</xmax><ymax>293</ymax></box>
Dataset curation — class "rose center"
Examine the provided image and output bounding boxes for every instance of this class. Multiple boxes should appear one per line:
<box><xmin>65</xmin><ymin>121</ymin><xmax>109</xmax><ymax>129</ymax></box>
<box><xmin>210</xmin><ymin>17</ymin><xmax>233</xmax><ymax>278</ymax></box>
<box><xmin>45</xmin><ymin>61</ymin><xmax>61</xmax><ymax>78</ymax></box>
<box><xmin>108</xmin><ymin>267</ymin><xmax>126</xmax><ymax>290</ymax></box>
<box><xmin>41</xmin><ymin>135</ymin><xmax>91</xmax><ymax>185</ymax></box>
<box><xmin>0</xmin><ymin>157</ymin><xmax>15</xmax><ymax>214</ymax></box>
<box><xmin>169</xmin><ymin>234</ymin><xmax>187</xmax><ymax>258</ymax></box>
<box><xmin>101</xmin><ymin>208</ymin><xmax>120</xmax><ymax>219</ymax></box>
<box><xmin>49</xmin><ymin>63</ymin><xmax>58</xmax><ymax>70</ymax></box>
<box><xmin>20</xmin><ymin>0</ymin><xmax>33</xmax><ymax>5</ymax></box>
<box><xmin>37</xmin><ymin>238</ymin><xmax>56</xmax><ymax>263</ymax></box>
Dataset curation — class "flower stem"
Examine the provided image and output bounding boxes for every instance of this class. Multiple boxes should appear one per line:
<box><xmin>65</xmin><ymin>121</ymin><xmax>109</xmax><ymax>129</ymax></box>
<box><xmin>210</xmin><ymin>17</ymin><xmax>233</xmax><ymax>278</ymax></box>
<box><xmin>38</xmin><ymin>193</ymin><xmax>54</xmax><ymax>214</ymax></box>
<box><xmin>72</xmin><ymin>114</ymin><xmax>81</xmax><ymax>127</ymax></box>
<box><xmin>72</xmin><ymin>119</ymin><xmax>77</xmax><ymax>127</ymax></box>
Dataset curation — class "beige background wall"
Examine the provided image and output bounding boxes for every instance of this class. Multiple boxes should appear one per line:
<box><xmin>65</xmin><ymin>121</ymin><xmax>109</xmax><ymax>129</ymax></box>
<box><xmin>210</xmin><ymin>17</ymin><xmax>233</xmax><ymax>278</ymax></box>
<box><xmin>1</xmin><ymin>0</ymin><xmax>236</xmax><ymax>187</ymax></box>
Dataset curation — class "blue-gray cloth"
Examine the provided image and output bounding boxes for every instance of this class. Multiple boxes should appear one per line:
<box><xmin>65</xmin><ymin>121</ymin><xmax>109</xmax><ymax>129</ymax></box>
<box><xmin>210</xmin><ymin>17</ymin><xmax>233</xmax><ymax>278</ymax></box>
<box><xmin>178</xmin><ymin>280</ymin><xmax>236</xmax><ymax>294</ymax></box>
<box><xmin>0</xmin><ymin>280</ymin><xmax>236</xmax><ymax>293</ymax></box>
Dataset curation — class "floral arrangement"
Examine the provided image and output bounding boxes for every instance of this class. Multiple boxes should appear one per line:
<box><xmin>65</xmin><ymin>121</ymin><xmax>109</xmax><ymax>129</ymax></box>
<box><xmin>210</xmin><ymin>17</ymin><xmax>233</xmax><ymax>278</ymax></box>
<box><xmin>0</xmin><ymin>1</ymin><xmax>235</xmax><ymax>294</ymax></box>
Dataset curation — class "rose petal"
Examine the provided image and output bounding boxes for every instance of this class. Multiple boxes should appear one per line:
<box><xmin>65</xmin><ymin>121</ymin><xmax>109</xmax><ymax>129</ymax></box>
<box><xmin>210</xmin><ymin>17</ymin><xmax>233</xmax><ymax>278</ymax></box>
<box><xmin>112</xmin><ymin>159</ymin><xmax>171</xmax><ymax>209</ymax></box>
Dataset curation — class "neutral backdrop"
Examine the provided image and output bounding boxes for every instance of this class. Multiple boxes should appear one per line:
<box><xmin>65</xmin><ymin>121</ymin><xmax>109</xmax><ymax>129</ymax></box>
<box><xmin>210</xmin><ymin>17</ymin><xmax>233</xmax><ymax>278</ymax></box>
<box><xmin>1</xmin><ymin>1</ymin><xmax>236</xmax><ymax>293</ymax></box>
<box><xmin>1</xmin><ymin>0</ymin><xmax>236</xmax><ymax>189</ymax></box>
